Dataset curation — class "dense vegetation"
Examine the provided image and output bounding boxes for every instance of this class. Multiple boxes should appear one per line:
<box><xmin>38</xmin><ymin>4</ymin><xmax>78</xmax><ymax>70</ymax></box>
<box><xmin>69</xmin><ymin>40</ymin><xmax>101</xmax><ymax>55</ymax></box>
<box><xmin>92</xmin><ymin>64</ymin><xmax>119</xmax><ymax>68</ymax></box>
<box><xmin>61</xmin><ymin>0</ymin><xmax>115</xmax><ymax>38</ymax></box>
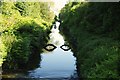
<box><xmin>0</xmin><ymin>2</ymin><xmax>55</xmax><ymax>70</ymax></box>
<box><xmin>60</xmin><ymin>2</ymin><xmax>120</xmax><ymax>78</ymax></box>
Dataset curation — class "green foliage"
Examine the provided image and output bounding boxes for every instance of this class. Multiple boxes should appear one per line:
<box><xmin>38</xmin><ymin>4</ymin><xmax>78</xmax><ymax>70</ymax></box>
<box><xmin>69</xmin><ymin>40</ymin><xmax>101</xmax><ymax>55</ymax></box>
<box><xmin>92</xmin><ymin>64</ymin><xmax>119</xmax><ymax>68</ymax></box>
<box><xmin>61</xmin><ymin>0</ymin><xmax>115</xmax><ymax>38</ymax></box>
<box><xmin>0</xmin><ymin>2</ymin><xmax>55</xmax><ymax>69</ymax></box>
<box><xmin>14</xmin><ymin>2</ymin><xmax>54</xmax><ymax>24</ymax></box>
<box><xmin>0</xmin><ymin>38</ymin><xmax>7</xmax><ymax>66</ymax></box>
<box><xmin>1</xmin><ymin>2</ymin><xmax>20</xmax><ymax>16</ymax></box>
<box><xmin>1</xmin><ymin>18</ymin><xmax>49</xmax><ymax>70</ymax></box>
<box><xmin>60</xmin><ymin>2</ymin><xmax>120</xmax><ymax>78</ymax></box>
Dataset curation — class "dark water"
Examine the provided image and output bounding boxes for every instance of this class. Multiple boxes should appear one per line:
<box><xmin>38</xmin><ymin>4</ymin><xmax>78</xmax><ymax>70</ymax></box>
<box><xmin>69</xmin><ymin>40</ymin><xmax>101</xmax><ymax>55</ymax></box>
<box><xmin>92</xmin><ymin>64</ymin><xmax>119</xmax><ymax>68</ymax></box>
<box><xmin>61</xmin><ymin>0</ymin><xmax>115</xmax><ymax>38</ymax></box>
<box><xmin>1</xmin><ymin>22</ymin><xmax>78</xmax><ymax>79</ymax></box>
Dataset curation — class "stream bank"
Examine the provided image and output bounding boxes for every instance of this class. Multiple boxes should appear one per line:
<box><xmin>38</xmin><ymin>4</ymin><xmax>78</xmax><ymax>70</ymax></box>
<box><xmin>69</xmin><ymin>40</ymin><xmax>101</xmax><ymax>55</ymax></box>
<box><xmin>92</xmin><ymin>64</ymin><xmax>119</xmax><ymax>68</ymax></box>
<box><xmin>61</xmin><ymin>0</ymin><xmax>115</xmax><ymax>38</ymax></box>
<box><xmin>0</xmin><ymin>2</ymin><xmax>55</xmax><ymax>69</ymax></box>
<box><xmin>59</xmin><ymin>2</ymin><xmax>120</xmax><ymax>79</ymax></box>
<box><xmin>1</xmin><ymin>21</ymin><xmax>79</xmax><ymax>80</ymax></box>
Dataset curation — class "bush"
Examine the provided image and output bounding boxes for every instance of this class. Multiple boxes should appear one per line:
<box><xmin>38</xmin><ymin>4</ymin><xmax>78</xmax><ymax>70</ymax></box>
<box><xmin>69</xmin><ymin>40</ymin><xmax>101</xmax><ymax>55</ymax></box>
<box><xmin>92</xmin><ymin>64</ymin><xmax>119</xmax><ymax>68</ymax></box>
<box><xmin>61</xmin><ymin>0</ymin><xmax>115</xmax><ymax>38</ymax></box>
<box><xmin>60</xmin><ymin>2</ymin><xmax>120</xmax><ymax>78</ymax></box>
<box><xmin>1</xmin><ymin>18</ymin><xmax>49</xmax><ymax>70</ymax></box>
<box><xmin>0</xmin><ymin>2</ymin><xmax>55</xmax><ymax>69</ymax></box>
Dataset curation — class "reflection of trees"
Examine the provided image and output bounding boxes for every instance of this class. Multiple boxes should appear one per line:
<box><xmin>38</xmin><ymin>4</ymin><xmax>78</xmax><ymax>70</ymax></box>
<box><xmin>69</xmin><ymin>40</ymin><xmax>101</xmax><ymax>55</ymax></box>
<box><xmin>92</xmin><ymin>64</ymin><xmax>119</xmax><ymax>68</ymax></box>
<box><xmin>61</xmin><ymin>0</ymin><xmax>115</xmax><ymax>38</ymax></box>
<box><xmin>48</xmin><ymin>32</ymin><xmax>65</xmax><ymax>46</ymax></box>
<box><xmin>26</xmin><ymin>51</ymin><xmax>41</xmax><ymax>70</ymax></box>
<box><xmin>69</xmin><ymin>70</ymin><xmax>79</xmax><ymax>79</ymax></box>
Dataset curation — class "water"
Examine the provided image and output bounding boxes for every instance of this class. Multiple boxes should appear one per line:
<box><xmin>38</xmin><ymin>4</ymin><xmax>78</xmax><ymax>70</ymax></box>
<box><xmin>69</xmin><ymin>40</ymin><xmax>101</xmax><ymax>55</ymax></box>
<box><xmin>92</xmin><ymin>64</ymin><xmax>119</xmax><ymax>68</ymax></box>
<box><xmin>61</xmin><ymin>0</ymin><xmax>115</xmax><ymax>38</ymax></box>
<box><xmin>27</xmin><ymin>21</ymin><xmax>78</xmax><ymax>79</ymax></box>
<box><xmin>28</xmin><ymin>48</ymin><xmax>77</xmax><ymax>79</ymax></box>
<box><xmin>1</xmin><ymin>21</ymin><xmax>78</xmax><ymax>79</ymax></box>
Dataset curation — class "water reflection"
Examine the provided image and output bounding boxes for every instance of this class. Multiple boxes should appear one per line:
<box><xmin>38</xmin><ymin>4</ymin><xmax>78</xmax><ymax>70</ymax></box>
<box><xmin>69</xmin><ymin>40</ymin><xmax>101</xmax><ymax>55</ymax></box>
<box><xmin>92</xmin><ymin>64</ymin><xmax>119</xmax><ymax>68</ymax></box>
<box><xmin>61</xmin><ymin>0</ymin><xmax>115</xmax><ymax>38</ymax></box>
<box><xmin>27</xmin><ymin>21</ymin><xmax>78</xmax><ymax>79</ymax></box>
<box><xmin>1</xmin><ymin>21</ymin><xmax>78</xmax><ymax>79</ymax></box>
<box><xmin>28</xmin><ymin>47</ymin><xmax>76</xmax><ymax>78</ymax></box>
<box><xmin>49</xmin><ymin>22</ymin><xmax>64</xmax><ymax>46</ymax></box>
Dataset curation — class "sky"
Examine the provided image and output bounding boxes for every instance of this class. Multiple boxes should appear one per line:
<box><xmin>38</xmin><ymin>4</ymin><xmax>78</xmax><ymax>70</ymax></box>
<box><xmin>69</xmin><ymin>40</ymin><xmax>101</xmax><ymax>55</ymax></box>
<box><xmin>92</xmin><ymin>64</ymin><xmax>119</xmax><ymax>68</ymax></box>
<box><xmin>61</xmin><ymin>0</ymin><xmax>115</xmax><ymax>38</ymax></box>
<box><xmin>50</xmin><ymin>0</ymin><xmax>68</xmax><ymax>16</ymax></box>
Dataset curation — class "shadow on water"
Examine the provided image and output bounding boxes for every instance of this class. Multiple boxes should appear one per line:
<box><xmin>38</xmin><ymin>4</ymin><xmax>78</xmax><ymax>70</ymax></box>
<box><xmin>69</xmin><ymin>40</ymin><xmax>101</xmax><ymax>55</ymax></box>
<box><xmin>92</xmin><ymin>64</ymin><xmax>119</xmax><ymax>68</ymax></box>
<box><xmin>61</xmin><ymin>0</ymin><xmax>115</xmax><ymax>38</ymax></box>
<box><xmin>2</xmin><ymin>51</ymin><xmax>41</xmax><ymax>78</ymax></box>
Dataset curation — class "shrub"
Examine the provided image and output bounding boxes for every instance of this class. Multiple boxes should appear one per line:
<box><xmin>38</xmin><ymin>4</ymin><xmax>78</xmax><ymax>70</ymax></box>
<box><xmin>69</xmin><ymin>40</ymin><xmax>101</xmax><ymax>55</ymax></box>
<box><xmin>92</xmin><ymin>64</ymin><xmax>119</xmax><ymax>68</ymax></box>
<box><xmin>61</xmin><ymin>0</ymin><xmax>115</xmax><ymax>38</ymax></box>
<box><xmin>60</xmin><ymin>2</ymin><xmax>120</xmax><ymax>78</ymax></box>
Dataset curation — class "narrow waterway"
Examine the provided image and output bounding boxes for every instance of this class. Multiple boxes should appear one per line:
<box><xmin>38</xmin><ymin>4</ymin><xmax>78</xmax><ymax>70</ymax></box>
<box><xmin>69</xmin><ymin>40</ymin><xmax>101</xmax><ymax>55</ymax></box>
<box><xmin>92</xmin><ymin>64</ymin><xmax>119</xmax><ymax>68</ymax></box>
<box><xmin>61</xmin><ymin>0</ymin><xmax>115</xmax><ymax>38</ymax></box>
<box><xmin>28</xmin><ymin>46</ymin><xmax>77</xmax><ymax>79</ymax></box>
<box><xmin>2</xmin><ymin>21</ymin><xmax>78</xmax><ymax>79</ymax></box>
